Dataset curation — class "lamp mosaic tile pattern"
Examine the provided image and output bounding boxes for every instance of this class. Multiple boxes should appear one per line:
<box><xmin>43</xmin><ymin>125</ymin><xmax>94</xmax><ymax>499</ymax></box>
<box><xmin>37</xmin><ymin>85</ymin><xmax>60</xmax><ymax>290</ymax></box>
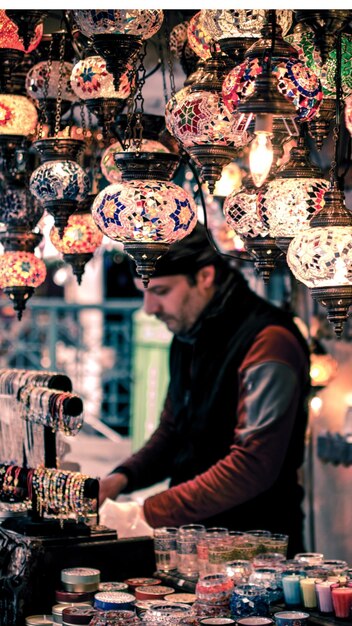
<box><xmin>0</xmin><ymin>95</ymin><xmax>38</xmax><ymax>136</ymax></box>
<box><xmin>50</xmin><ymin>213</ymin><xmax>103</xmax><ymax>254</ymax></box>
<box><xmin>92</xmin><ymin>180</ymin><xmax>197</xmax><ymax>243</ymax></box>
<box><xmin>0</xmin><ymin>9</ymin><xmax>43</xmax><ymax>52</ymax></box>
<box><xmin>0</xmin><ymin>251</ymin><xmax>46</xmax><ymax>288</ymax></box>
<box><xmin>166</xmin><ymin>88</ymin><xmax>251</xmax><ymax>148</ymax></box>
<box><xmin>224</xmin><ymin>188</ymin><xmax>269</xmax><ymax>238</ymax></box>
<box><xmin>26</xmin><ymin>61</ymin><xmax>75</xmax><ymax>102</ymax></box>
<box><xmin>201</xmin><ymin>9</ymin><xmax>292</xmax><ymax>40</ymax></box>
<box><xmin>30</xmin><ymin>161</ymin><xmax>90</xmax><ymax>203</ymax></box>
<box><xmin>223</xmin><ymin>57</ymin><xmax>323</xmax><ymax>122</ymax></box>
<box><xmin>287</xmin><ymin>226</ymin><xmax>352</xmax><ymax>288</ymax></box>
<box><xmin>257</xmin><ymin>178</ymin><xmax>329</xmax><ymax>237</ymax></box>
<box><xmin>71</xmin><ymin>56</ymin><xmax>131</xmax><ymax>100</ymax></box>
<box><xmin>187</xmin><ymin>11</ymin><xmax>221</xmax><ymax>60</ymax></box>
<box><xmin>0</xmin><ymin>187</ymin><xmax>43</xmax><ymax>230</ymax></box>
<box><xmin>73</xmin><ymin>9</ymin><xmax>163</xmax><ymax>39</ymax></box>
<box><xmin>286</xmin><ymin>30</ymin><xmax>352</xmax><ymax>98</ymax></box>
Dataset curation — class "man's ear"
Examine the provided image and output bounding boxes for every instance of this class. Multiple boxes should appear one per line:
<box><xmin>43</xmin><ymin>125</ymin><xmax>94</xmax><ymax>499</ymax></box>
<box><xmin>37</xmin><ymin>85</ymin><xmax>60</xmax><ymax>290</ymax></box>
<box><xmin>196</xmin><ymin>265</ymin><xmax>216</xmax><ymax>289</ymax></box>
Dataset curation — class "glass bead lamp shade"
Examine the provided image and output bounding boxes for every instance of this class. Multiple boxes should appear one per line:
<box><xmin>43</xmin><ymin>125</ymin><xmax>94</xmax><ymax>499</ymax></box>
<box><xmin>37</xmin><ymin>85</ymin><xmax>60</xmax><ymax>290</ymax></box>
<box><xmin>224</xmin><ymin>186</ymin><xmax>283</xmax><ymax>282</ymax></box>
<box><xmin>29</xmin><ymin>159</ymin><xmax>90</xmax><ymax>235</ymax></box>
<box><xmin>72</xmin><ymin>10</ymin><xmax>163</xmax><ymax>40</ymax></box>
<box><xmin>30</xmin><ymin>161</ymin><xmax>89</xmax><ymax>204</ymax></box>
<box><xmin>287</xmin><ymin>29</ymin><xmax>352</xmax><ymax>99</ymax></box>
<box><xmin>223</xmin><ymin>57</ymin><xmax>323</xmax><ymax>123</ymax></box>
<box><xmin>50</xmin><ymin>211</ymin><xmax>103</xmax><ymax>285</ymax></box>
<box><xmin>224</xmin><ymin>187</ymin><xmax>269</xmax><ymax>239</ymax></box>
<box><xmin>101</xmin><ymin>139</ymin><xmax>170</xmax><ymax>184</ymax></box>
<box><xmin>166</xmin><ymin>80</ymin><xmax>251</xmax><ymax>192</ymax></box>
<box><xmin>187</xmin><ymin>11</ymin><xmax>221</xmax><ymax>60</ymax></box>
<box><xmin>0</xmin><ymin>9</ymin><xmax>43</xmax><ymax>52</ymax></box>
<box><xmin>70</xmin><ymin>55</ymin><xmax>131</xmax><ymax>101</ymax></box>
<box><xmin>287</xmin><ymin>184</ymin><xmax>352</xmax><ymax>336</ymax></box>
<box><xmin>201</xmin><ymin>9</ymin><xmax>293</xmax><ymax>42</ymax></box>
<box><xmin>0</xmin><ymin>184</ymin><xmax>43</xmax><ymax>232</ymax></box>
<box><xmin>92</xmin><ymin>179</ymin><xmax>197</xmax><ymax>285</ymax></box>
<box><xmin>258</xmin><ymin>178</ymin><xmax>329</xmax><ymax>250</ymax></box>
<box><xmin>0</xmin><ymin>94</ymin><xmax>37</xmax><ymax>136</ymax></box>
<box><xmin>0</xmin><ymin>250</ymin><xmax>46</xmax><ymax>319</ymax></box>
<box><xmin>26</xmin><ymin>61</ymin><xmax>75</xmax><ymax>103</ymax></box>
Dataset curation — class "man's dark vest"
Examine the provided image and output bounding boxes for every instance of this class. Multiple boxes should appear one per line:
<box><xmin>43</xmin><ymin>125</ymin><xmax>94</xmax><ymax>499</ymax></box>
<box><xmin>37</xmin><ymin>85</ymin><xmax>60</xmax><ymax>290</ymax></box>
<box><xmin>167</xmin><ymin>275</ymin><xmax>310</xmax><ymax>555</ymax></box>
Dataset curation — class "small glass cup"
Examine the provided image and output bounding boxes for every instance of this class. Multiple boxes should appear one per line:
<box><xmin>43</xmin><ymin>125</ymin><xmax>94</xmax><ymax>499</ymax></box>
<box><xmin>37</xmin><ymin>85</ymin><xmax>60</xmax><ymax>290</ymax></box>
<box><xmin>321</xmin><ymin>559</ymin><xmax>348</xmax><ymax>576</ymax></box>
<box><xmin>264</xmin><ymin>534</ymin><xmax>289</xmax><ymax>557</ymax></box>
<box><xmin>282</xmin><ymin>574</ymin><xmax>302</xmax><ymax>607</ymax></box>
<box><xmin>177</xmin><ymin>529</ymin><xmax>201</xmax><ymax>578</ymax></box>
<box><xmin>154</xmin><ymin>527</ymin><xmax>178</xmax><ymax>572</ymax></box>
<box><xmin>208</xmin><ymin>537</ymin><xmax>234</xmax><ymax>573</ymax></box>
<box><xmin>253</xmin><ymin>553</ymin><xmax>286</xmax><ymax>570</ymax></box>
<box><xmin>299</xmin><ymin>577</ymin><xmax>318</xmax><ymax>608</ymax></box>
<box><xmin>230</xmin><ymin>583</ymin><xmax>270</xmax><ymax>618</ymax></box>
<box><xmin>246</xmin><ymin>530</ymin><xmax>272</xmax><ymax>556</ymax></box>
<box><xmin>225</xmin><ymin>560</ymin><xmax>252</xmax><ymax>584</ymax></box>
<box><xmin>294</xmin><ymin>552</ymin><xmax>324</xmax><ymax>565</ymax></box>
<box><xmin>197</xmin><ymin>528</ymin><xmax>229</xmax><ymax>575</ymax></box>
<box><xmin>249</xmin><ymin>568</ymin><xmax>283</xmax><ymax>602</ymax></box>
<box><xmin>230</xmin><ymin>537</ymin><xmax>257</xmax><ymax>561</ymax></box>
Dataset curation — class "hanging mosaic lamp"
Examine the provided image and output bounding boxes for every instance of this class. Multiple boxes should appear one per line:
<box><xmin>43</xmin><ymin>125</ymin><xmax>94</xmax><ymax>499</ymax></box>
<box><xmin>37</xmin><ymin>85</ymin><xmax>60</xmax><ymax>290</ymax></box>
<box><xmin>26</xmin><ymin>59</ymin><xmax>75</xmax><ymax>102</ymax></box>
<box><xmin>30</xmin><ymin>138</ymin><xmax>90</xmax><ymax>236</ymax></box>
<box><xmin>287</xmin><ymin>181</ymin><xmax>352</xmax><ymax>337</ymax></box>
<box><xmin>293</xmin><ymin>10</ymin><xmax>351</xmax><ymax>65</ymax></box>
<box><xmin>101</xmin><ymin>138</ymin><xmax>170</xmax><ymax>184</ymax></box>
<box><xmin>0</xmin><ymin>9</ymin><xmax>43</xmax><ymax>87</ymax></box>
<box><xmin>257</xmin><ymin>131</ymin><xmax>329</xmax><ymax>253</ymax></box>
<box><xmin>187</xmin><ymin>11</ymin><xmax>221</xmax><ymax>60</ymax></box>
<box><xmin>223</xmin><ymin>21</ymin><xmax>323</xmax><ymax>125</ymax></box>
<box><xmin>286</xmin><ymin>27</ymin><xmax>352</xmax><ymax>148</ymax></box>
<box><xmin>5</xmin><ymin>10</ymin><xmax>47</xmax><ymax>53</ymax></box>
<box><xmin>169</xmin><ymin>19</ymin><xmax>198</xmax><ymax>78</ymax></box>
<box><xmin>201</xmin><ymin>9</ymin><xmax>293</xmax><ymax>63</ymax></box>
<box><xmin>0</xmin><ymin>250</ymin><xmax>46</xmax><ymax>320</ymax></box>
<box><xmin>0</xmin><ymin>181</ymin><xmax>43</xmax><ymax>232</ymax></box>
<box><xmin>50</xmin><ymin>196</ymin><xmax>103</xmax><ymax>285</ymax></box>
<box><xmin>224</xmin><ymin>183</ymin><xmax>282</xmax><ymax>282</ymax></box>
<box><xmin>0</xmin><ymin>94</ymin><xmax>38</xmax><ymax>137</ymax></box>
<box><xmin>72</xmin><ymin>10</ymin><xmax>164</xmax><ymax>90</ymax></box>
<box><xmin>70</xmin><ymin>54</ymin><xmax>131</xmax><ymax>127</ymax></box>
<box><xmin>166</xmin><ymin>51</ymin><xmax>252</xmax><ymax>193</ymax></box>
<box><xmin>92</xmin><ymin>152</ymin><xmax>197</xmax><ymax>286</ymax></box>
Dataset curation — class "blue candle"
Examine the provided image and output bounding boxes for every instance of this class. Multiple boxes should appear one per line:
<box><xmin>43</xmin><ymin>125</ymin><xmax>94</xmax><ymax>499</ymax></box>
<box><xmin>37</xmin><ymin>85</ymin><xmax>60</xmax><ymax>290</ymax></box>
<box><xmin>282</xmin><ymin>575</ymin><xmax>302</xmax><ymax>606</ymax></box>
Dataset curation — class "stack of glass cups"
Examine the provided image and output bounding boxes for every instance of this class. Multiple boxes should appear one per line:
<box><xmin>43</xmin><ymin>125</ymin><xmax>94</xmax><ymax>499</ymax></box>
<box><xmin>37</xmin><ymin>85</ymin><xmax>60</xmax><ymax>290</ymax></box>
<box><xmin>245</xmin><ymin>531</ymin><xmax>272</xmax><ymax>556</ymax></box>
<box><xmin>207</xmin><ymin>537</ymin><xmax>234</xmax><ymax>574</ymax></box>
<box><xmin>177</xmin><ymin>525</ymin><xmax>206</xmax><ymax>579</ymax></box>
<box><xmin>197</xmin><ymin>528</ymin><xmax>229</xmax><ymax>575</ymax></box>
<box><xmin>154</xmin><ymin>527</ymin><xmax>178</xmax><ymax>573</ymax></box>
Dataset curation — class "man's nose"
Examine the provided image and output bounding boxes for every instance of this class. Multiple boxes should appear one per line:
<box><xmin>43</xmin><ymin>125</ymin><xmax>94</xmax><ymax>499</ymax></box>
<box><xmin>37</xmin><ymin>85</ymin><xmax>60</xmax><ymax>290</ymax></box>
<box><xmin>143</xmin><ymin>293</ymin><xmax>161</xmax><ymax>316</ymax></box>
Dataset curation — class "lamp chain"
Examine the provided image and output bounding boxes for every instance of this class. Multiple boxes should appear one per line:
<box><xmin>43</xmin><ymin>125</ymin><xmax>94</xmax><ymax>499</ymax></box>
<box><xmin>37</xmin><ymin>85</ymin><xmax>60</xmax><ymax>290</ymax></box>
<box><xmin>54</xmin><ymin>31</ymin><xmax>66</xmax><ymax>137</ymax></box>
<box><xmin>329</xmin><ymin>32</ymin><xmax>342</xmax><ymax>186</ymax></box>
<box><xmin>37</xmin><ymin>36</ymin><xmax>53</xmax><ymax>139</ymax></box>
<box><xmin>133</xmin><ymin>44</ymin><xmax>147</xmax><ymax>154</ymax></box>
<box><xmin>158</xmin><ymin>28</ymin><xmax>169</xmax><ymax>106</ymax></box>
<box><xmin>165</xmin><ymin>12</ymin><xmax>176</xmax><ymax>100</ymax></box>
<box><xmin>124</xmin><ymin>45</ymin><xmax>147</xmax><ymax>153</ymax></box>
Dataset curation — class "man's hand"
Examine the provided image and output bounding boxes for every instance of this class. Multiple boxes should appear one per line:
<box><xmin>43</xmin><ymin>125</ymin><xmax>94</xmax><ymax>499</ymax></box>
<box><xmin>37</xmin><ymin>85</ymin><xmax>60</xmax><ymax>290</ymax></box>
<box><xmin>99</xmin><ymin>473</ymin><xmax>128</xmax><ymax>507</ymax></box>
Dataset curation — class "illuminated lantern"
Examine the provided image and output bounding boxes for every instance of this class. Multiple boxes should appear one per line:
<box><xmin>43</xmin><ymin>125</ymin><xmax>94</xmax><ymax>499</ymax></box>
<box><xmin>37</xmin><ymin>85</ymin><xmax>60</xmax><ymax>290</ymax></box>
<box><xmin>0</xmin><ymin>250</ymin><xmax>46</xmax><ymax>319</ymax></box>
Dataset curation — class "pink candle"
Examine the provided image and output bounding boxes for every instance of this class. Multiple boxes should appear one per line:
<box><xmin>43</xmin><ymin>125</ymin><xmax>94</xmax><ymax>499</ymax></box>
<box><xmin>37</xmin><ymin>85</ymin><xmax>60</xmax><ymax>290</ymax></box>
<box><xmin>315</xmin><ymin>581</ymin><xmax>333</xmax><ymax>614</ymax></box>
<box><xmin>331</xmin><ymin>586</ymin><xmax>352</xmax><ymax>618</ymax></box>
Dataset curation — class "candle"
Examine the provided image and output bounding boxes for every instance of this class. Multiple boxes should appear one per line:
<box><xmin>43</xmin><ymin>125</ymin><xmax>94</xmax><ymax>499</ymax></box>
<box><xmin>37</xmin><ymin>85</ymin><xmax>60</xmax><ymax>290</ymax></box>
<box><xmin>331</xmin><ymin>586</ymin><xmax>352</xmax><ymax>618</ymax></box>
<box><xmin>300</xmin><ymin>578</ymin><xmax>317</xmax><ymax>608</ymax></box>
<box><xmin>282</xmin><ymin>575</ymin><xmax>301</xmax><ymax>606</ymax></box>
<box><xmin>315</xmin><ymin>581</ymin><xmax>333</xmax><ymax>614</ymax></box>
